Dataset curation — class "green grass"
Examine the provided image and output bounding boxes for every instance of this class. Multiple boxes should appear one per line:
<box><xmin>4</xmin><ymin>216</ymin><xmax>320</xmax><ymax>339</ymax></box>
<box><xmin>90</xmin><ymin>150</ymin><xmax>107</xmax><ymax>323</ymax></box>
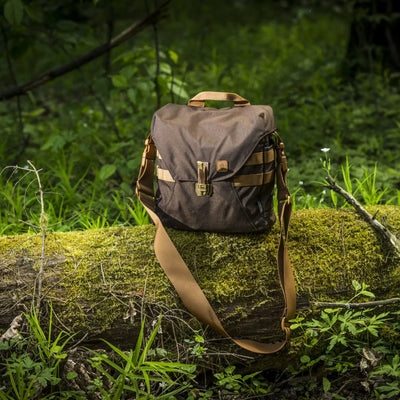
<box><xmin>1</xmin><ymin>283</ymin><xmax>400</xmax><ymax>399</ymax></box>
<box><xmin>0</xmin><ymin>0</ymin><xmax>399</xmax><ymax>235</ymax></box>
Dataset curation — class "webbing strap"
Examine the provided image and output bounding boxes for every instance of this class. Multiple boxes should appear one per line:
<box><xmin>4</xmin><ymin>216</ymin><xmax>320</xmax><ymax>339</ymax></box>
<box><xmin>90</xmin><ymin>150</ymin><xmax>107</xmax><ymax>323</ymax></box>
<box><xmin>245</xmin><ymin>149</ymin><xmax>275</xmax><ymax>165</ymax></box>
<box><xmin>136</xmin><ymin>134</ymin><xmax>296</xmax><ymax>354</ymax></box>
<box><xmin>158</xmin><ymin>150</ymin><xmax>274</xmax><ymax>165</ymax></box>
<box><xmin>157</xmin><ymin>167</ymin><xmax>175</xmax><ymax>182</ymax></box>
<box><xmin>233</xmin><ymin>170</ymin><xmax>274</xmax><ymax>187</ymax></box>
<box><xmin>157</xmin><ymin>168</ymin><xmax>275</xmax><ymax>187</ymax></box>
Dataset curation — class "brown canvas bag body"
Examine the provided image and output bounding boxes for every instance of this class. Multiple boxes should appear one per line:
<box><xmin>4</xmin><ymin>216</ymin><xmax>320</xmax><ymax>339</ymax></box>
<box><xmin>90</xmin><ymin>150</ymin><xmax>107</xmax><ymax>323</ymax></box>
<box><xmin>137</xmin><ymin>92</ymin><xmax>296</xmax><ymax>353</ymax></box>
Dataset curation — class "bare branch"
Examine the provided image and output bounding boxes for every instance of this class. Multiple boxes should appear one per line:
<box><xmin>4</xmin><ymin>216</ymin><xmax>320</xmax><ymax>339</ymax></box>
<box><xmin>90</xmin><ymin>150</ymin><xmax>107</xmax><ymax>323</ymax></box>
<box><xmin>313</xmin><ymin>297</ymin><xmax>400</xmax><ymax>310</ymax></box>
<box><xmin>0</xmin><ymin>1</ymin><xmax>170</xmax><ymax>102</ymax></box>
<box><xmin>325</xmin><ymin>174</ymin><xmax>400</xmax><ymax>257</ymax></box>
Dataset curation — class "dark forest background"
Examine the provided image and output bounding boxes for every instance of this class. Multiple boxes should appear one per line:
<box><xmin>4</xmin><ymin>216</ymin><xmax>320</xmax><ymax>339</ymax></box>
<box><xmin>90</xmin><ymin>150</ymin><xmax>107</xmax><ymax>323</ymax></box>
<box><xmin>1</xmin><ymin>0</ymin><xmax>399</xmax><ymax>234</ymax></box>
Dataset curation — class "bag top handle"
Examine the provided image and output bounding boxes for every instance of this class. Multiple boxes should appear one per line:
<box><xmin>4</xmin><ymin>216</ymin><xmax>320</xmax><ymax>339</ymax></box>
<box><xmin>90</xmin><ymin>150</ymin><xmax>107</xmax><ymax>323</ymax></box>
<box><xmin>188</xmin><ymin>91</ymin><xmax>250</xmax><ymax>107</ymax></box>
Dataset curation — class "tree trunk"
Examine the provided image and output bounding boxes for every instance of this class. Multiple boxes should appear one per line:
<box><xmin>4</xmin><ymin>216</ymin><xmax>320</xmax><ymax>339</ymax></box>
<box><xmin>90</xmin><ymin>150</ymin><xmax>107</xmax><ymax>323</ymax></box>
<box><xmin>345</xmin><ymin>0</ymin><xmax>400</xmax><ymax>75</ymax></box>
<box><xmin>0</xmin><ymin>206</ymin><xmax>399</xmax><ymax>363</ymax></box>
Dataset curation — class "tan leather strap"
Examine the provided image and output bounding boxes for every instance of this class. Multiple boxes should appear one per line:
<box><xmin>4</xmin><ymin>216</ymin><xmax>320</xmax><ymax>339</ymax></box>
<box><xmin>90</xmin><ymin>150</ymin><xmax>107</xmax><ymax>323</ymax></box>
<box><xmin>273</xmin><ymin>132</ymin><xmax>296</xmax><ymax>323</ymax></box>
<box><xmin>233</xmin><ymin>170</ymin><xmax>274</xmax><ymax>187</ymax></box>
<box><xmin>157</xmin><ymin>168</ymin><xmax>275</xmax><ymax>187</ymax></box>
<box><xmin>245</xmin><ymin>149</ymin><xmax>275</xmax><ymax>165</ymax></box>
<box><xmin>136</xmin><ymin>134</ymin><xmax>296</xmax><ymax>354</ymax></box>
<box><xmin>188</xmin><ymin>91</ymin><xmax>250</xmax><ymax>107</ymax></box>
<box><xmin>159</xmin><ymin>150</ymin><xmax>274</xmax><ymax>165</ymax></box>
<box><xmin>157</xmin><ymin>149</ymin><xmax>275</xmax><ymax>185</ymax></box>
<box><xmin>136</xmin><ymin>136</ymin><xmax>156</xmax><ymax>209</ymax></box>
<box><xmin>157</xmin><ymin>167</ymin><xmax>175</xmax><ymax>182</ymax></box>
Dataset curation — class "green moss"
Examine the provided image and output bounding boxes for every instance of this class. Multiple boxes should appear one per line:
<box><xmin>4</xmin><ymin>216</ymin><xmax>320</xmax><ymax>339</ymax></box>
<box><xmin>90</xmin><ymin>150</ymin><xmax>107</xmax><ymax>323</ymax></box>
<box><xmin>291</xmin><ymin>207</ymin><xmax>399</xmax><ymax>298</ymax></box>
<box><xmin>0</xmin><ymin>206</ymin><xmax>399</xmax><ymax>338</ymax></box>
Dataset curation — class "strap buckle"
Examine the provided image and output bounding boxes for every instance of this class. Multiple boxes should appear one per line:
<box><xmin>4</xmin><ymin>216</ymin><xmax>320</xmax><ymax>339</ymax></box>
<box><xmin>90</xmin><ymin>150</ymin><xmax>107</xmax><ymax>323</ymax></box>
<box><xmin>281</xmin><ymin>317</ymin><xmax>291</xmax><ymax>335</ymax></box>
<box><xmin>276</xmin><ymin>145</ymin><xmax>288</xmax><ymax>172</ymax></box>
<box><xmin>141</xmin><ymin>138</ymin><xmax>156</xmax><ymax>168</ymax></box>
<box><xmin>136</xmin><ymin>184</ymin><xmax>154</xmax><ymax>200</ymax></box>
<box><xmin>195</xmin><ymin>161</ymin><xmax>213</xmax><ymax>197</ymax></box>
<box><xmin>195</xmin><ymin>183</ymin><xmax>213</xmax><ymax>196</ymax></box>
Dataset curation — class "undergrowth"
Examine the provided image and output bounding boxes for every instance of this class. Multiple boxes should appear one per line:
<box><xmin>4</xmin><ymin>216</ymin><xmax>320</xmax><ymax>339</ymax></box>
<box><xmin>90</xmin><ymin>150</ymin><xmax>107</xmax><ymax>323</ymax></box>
<box><xmin>287</xmin><ymin>281</ymin><xmax>400</xmax><ymax>399</ymax></box>
<box><xmin>1</xmin><ymin>282</ymin><xmax>399</xmax><ymax>399</ymax></box>
<box><xmin>1</xmin><ymin>152</ymin><xmax>398</xmax><ymax>235</ymax></box>
<box><xmin>0</xmin><ymin>154</ymin><xmax>399</xmax><ymax>398</ymax></box>
<box><xmin>1</xmin><ymin>1</ymin><xmax>399</xmax><ymax>235</ymax></box>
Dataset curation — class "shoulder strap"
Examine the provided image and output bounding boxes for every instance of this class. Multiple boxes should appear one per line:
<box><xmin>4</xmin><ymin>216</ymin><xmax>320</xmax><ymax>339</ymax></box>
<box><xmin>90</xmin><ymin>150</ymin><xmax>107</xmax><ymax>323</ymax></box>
<box><xmin>136</xmin><ymin>134</ymin><xmax>296</xmax><ymax>354</ymax></box>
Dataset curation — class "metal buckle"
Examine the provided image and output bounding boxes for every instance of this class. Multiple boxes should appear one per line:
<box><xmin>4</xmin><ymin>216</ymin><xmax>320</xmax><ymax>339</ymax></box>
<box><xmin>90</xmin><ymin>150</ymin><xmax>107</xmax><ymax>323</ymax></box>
<box><xmin>281</xmin><ymin>317</ymin><xmax>291</xmax><ymax>334</ymax></box>
<box><xmin>195</xmin><ymin>183</ymin><xmax>212</xmax><ymax>196</ymax></box>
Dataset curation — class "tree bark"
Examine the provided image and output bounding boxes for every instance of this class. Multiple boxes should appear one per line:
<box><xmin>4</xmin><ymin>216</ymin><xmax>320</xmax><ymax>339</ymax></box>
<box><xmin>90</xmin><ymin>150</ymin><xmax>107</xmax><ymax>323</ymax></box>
<box><xmin>345</xmin><ymin>0</ymin><xmax>400</xmax><ymax>75</ymax></box>
<box><xmin>0</xmin><ymin>206</ymin><xmax>399</xmax><ymax>361</ymax></box>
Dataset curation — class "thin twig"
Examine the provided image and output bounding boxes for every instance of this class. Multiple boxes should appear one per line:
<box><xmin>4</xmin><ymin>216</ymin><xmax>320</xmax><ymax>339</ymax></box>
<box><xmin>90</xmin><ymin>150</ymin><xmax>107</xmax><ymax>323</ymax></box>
<box><xmin>27</xmin><ymin>161</ymin><xmax>47</xmax><ymax>313</ymax></box>
<box><xmin>17</xmin><ymin>220</ymin><xmax>39</xmax><ymax>229</ymax></box>
<box><xmin>100</xmin><ymin>262</ymin><xmax>107</xmax><ymax>286</ymax></box>
<box><xmin>312</xmin><ymin>297</ymin><xmax>400</xmax><ymax>309</ymax></box>
<box><xmin>69</xmin><ymin>332</ymin><xmax>89</xmax><ymax>351</ymax></box>
<box><xmin>51</xmin><ymin>308</ymin><xmax>73</xmax><ymax>332</ymax></box>
<box><xmin>325</xmin><ymin>174</ymin><xmax>400</xmax><ymax>256</ymax></box>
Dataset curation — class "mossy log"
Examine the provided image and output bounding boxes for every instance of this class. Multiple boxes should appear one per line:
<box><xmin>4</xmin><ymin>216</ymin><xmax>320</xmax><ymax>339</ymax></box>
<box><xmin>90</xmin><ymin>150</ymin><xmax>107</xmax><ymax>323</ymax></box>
<box><xmin>1</xmin><ymin>206</ymin><xmax>399</xmax><ymax>363</ymax></box>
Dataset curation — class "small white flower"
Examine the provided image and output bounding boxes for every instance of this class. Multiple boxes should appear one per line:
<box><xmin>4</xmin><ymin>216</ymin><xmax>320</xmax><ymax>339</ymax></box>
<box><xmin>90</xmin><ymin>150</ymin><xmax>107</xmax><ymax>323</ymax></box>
<box><xmin>321</xmin><ymin>148</ymin><xmax>330</xmax><ymax>153</ymax></box>
<box><xmin>299</xmin><ymin>181</ymin><xmax>304</xmax><ymax>185</ymax></box>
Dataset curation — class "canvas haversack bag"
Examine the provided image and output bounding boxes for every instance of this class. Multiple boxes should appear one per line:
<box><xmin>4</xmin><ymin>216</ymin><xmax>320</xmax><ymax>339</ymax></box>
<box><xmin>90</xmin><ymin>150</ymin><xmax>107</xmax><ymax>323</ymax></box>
<box><xmin>136</xmin><ymin>91</ymin><xmax>296</xmax><ymax>354</ymax></box>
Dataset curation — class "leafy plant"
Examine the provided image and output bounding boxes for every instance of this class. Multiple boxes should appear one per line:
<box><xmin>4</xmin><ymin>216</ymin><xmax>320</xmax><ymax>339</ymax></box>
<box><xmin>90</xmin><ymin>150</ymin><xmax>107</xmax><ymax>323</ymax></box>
<box><xmin>87</xmin><ymin>316</ymin><xmax>196</xmax><ymax>399</ymax></box>
<box><xmin>25</xmin><ymin>307</ymin><xmax>76</xmax><ymax>374</ymax></box>
<box><xmin>354</xmin><ymin>163</ymin><xmax>391</xmax><ymax>205</ymax></box>
<box><xmin>341</xmin><ymin>156</ymin><xmax>353</xmax><ymax>197</ymax></box>
<box><xmin>183</xmin><ymin>332</ymin><xmax>208</xmax><ymax>359</ymax></box>
<box><xmin>289</xmin><ymin>281</ymin><xmax>400</xmax><ymax>398</ymax></box>
<box><xmin>0</xmin><ymin>307</ymin><xmax>83</xmax><ymax>400</ymax></box>
<box><xmin>320</xmin><ymin>153</ymin><xmax>393</xmax><ymax>208</ymax></box>
<box><xmin>371</xmin><ymin>354</ymin><xmax>400</xmax><ymax>399</ymax></box>
<box><xmin>214</xmin><ymin>365</ymin><xmax>272</xmax><ymax>396</ymax></box>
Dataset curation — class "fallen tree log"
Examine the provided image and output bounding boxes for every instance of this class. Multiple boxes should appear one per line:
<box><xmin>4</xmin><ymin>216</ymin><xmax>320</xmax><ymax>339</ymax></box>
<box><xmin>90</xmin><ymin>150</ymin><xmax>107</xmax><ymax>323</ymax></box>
<box><xmin>0</xmin><ymin>206</ymin><xmax>399</xmax><ymax>363</ymax></box>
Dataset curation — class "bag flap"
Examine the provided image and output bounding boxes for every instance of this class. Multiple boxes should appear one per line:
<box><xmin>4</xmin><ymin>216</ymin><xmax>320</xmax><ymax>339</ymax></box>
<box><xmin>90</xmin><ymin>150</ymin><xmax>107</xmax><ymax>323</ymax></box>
<box><xmin>151</xmin><ymin>103</ymin><xmax>276</xmax><ymax>181</ymax></box>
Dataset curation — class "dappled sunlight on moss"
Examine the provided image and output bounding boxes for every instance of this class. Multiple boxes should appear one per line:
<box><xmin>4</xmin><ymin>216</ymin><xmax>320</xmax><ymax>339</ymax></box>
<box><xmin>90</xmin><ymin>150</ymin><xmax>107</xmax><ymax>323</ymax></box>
<box><xmin>0</xmin><ymin>206</ymin><xmax>399</xmax><ymax>338</ymax></box>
